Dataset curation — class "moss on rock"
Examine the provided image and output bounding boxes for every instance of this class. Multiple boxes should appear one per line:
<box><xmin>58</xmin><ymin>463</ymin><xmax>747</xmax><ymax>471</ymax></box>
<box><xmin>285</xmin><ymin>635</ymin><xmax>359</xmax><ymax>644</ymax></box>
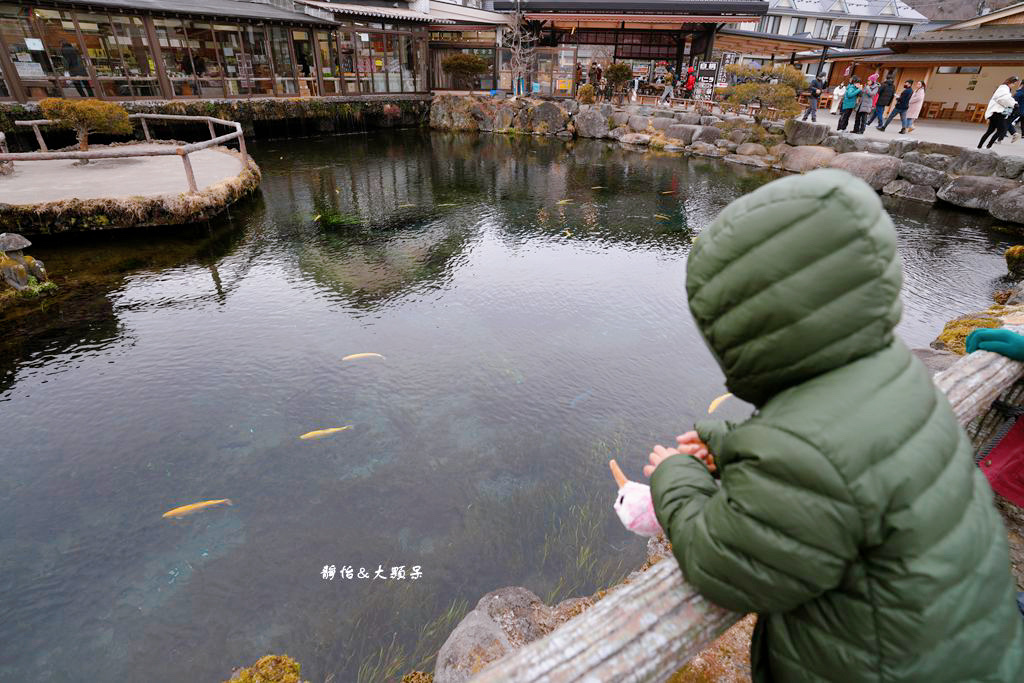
<box><xmin>933</xmin><ymin>313</ymin><xmax>1003</xmax><ymax>354</ymax></box>
<box><xmin>1007</xmin><ymin>245</ymin><xmax>1024</xmax><ymax>278</ymax></box>
<box><xmin>223</xmin><ymin>654</ymin><xmax>307</xmax><ymax>683</ymax></box>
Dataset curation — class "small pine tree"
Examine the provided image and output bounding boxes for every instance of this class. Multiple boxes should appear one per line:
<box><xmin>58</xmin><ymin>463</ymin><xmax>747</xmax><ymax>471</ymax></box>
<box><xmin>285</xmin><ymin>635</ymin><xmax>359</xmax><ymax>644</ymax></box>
<box><xmin>722</xmin><ymin>64</ymin><xmax>804</xmax><ymax>122</ymax></box>
<box><xmin>39</xmin><ymin>98</ymin><xmax>132</xmax><ymax>155</ymax></box>
<box><xmin>604</xmin><ymin>63</ymin><xmax>633</xmax><ymax>104</ymax></box>
<box><xmin>441</xmin><ymin>54</ymin><xmax>489</xmax><ymax>91</ymax></box>
<box><xmin>577</xmin><ymin>83</ymin><xmax>596</xmax><ymax>104</ymax></box>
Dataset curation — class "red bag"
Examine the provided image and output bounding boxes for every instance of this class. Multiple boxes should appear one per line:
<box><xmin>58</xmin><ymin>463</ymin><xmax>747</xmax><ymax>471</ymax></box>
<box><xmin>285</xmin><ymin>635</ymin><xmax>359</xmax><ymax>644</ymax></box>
<box><xmin>980</xmin><ymin>417</ymin><xmax>1024</xmax><ymax>506</ymax></box>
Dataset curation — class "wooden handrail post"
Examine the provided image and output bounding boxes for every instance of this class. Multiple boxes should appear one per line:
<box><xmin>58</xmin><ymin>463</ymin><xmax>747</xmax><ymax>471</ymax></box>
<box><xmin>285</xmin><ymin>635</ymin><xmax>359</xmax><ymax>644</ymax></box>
<box><xmin>208</xmin><ymin>119</ymin><xmax>217</xmax><ymax>139</ymax></box>
<box><xmin>32</xmin><ymin>124</ymin><xmax>47</xmax><ymax>152</ymax></box>
<box><xmin>140</xmin><ymin>117</ymin><xmax>152</xmax><ymax>142</ymax></box>
<box><xmin>178</xmin><ymin>149</ymin><xmax>198</xmax><ymax>193</ymax></box>
<box><xmin>237</xmin><ymin>124</ymin><xmax>247</xmax><ymax>167</ymax></box>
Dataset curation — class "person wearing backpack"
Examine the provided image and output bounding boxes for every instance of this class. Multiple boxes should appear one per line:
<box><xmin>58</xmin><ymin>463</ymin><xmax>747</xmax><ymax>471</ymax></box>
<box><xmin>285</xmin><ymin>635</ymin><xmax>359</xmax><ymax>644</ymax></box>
<box><xmin>801</xmin><ymin>72</ymin><xmax>826</xmax><ymax>123</ymax></box>
<box><xmin>836</xmin><ymin>76</ymin><xmax>861</xmax><ymax>131</ymax></box>
<box><xmin>878</xmin><ymin>79</ymin><xmax>913</xmax><ymax>133</ymax></box>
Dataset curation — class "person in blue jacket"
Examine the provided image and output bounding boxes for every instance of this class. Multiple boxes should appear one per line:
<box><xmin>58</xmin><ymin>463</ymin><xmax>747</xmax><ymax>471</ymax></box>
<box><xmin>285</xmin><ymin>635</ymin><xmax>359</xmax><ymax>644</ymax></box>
<box><xmin>836</xmin><ymin>76</ymin><xmax>861</xmax><ymax>131</ymax></box>
<box><xmin>878</xmin><ymin>79</ymin><xmax>914</xmax><ymax>133</ymax></box>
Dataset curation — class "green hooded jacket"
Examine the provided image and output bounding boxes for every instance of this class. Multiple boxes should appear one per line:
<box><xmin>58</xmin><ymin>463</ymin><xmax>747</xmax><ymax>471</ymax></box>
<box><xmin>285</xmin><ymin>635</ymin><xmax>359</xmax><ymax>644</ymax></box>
<box><xmin>651</xmin><ymin>169</ymin><xmax>1024</xmax><ymax>682</ymax></box>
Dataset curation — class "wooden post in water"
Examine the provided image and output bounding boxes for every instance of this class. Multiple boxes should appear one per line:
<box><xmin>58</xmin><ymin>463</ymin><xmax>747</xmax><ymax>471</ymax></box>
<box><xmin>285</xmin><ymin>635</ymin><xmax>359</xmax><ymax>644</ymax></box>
<box><xmin>178</xmin><ymin>148</ymin><xmax>198</xmax><ymax>193</ymax></box>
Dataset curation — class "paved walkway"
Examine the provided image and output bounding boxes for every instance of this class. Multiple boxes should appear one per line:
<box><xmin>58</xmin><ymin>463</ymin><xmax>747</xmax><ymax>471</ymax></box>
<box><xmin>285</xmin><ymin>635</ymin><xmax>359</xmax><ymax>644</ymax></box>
<box><xmin>0</xmin><ymin>144</ymin><xmax>246</xmax><ymax>205</ymax></box>
<box><xmin>808</xmin><ymin>113</ymin><xmax>1024</xmax><ymax>156</ymax></box>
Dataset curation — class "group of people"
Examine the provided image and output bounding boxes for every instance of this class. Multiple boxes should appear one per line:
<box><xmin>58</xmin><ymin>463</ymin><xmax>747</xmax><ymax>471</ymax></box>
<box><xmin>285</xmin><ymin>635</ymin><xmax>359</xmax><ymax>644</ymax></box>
<box><xmin>825</xmin><ymin>74</ymin><xmax>926</xmax><ymax>135</ymax></box>
<box><xmin>978</xmin><ymin>75</ymin><xmax>1023</xmax><ymax>149</ymax></box>
<box><xmin>808</xmin><ymin>70</ymin><xmax>1024</xmax><ymax>148</ymax></box>
<box><xmin>574</xmin><ymin>61</ymin><xmax>609</xmax><ymax>101</ymax></box>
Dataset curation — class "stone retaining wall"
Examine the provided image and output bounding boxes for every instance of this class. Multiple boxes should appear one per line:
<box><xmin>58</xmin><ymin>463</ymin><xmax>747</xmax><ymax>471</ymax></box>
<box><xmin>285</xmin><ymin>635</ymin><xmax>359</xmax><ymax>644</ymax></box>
<box><xmin>430</xmin><ymin>95</ymin><xmax>1024</xmax><ymax>227</ymax></box>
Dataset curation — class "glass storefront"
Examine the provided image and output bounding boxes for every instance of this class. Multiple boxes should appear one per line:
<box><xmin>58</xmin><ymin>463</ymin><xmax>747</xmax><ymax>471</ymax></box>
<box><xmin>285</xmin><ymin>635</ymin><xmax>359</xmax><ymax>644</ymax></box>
<box><xmin>0</xmin><ymin>2</ymin><xmax>430</xmax><ymax>101</ymax></box>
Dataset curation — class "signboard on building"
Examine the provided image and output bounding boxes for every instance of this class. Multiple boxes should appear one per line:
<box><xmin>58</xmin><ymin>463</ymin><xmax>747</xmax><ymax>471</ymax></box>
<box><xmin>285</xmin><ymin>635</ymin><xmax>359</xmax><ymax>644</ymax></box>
<box><xmin>696</xmin><ymin>61</ymin><xmax>718</xmax><ymax>85</ymax></box>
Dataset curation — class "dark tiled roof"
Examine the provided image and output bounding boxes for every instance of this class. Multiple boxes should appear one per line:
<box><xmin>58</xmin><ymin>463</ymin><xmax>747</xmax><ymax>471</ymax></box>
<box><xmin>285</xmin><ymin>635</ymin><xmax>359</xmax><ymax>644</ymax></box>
<box><xmin>888</xmin><ymin>24</ymin><xmax>1024</xmax><ymax>44</ymax></box>
<box><xmin>49</xmin><ymin>0</ymin><xmax>335</xmax><ymax>24</ymax></box>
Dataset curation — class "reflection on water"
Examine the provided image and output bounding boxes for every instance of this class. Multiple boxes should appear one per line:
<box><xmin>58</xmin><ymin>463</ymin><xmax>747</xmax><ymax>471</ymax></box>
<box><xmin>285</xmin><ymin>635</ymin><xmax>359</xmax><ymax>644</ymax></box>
<box><xmin>0</xmin><ymin>131</ymin><xmax>1013</xmax><ymax>682</ymax></box>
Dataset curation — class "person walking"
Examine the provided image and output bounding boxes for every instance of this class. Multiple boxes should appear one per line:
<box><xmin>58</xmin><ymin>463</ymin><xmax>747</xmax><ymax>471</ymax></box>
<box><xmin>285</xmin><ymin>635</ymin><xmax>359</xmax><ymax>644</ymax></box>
<box><xmin>1010</xmin><ymin>84</ymin><xmax>1024</xmax><ymax>142</ymax></box>
<box><xmin>904</xmin><ymin>80</ymin><xmax>926</xmax><ymax>133</ymax></box>
<box><xmin>830</xmin><ymin>81</ymin><xmax>845</xmax><ymax>115</ymax></box>
<box><xmin>978</xmin><ymin>76</ymin><xmax>1020</xmax><ymax>149</ymax></box>
<box><xmin>801</xmin><ymin>72</ymin><xmax>826</xmax><ymax>122</ymax></box>
<box><xmin>683</xmin><ymin>66</ymin><xmax>696</xmax><ymax>99</ymax></box>
<box><xmin>867</xmin><ymin>76</ymin><xmax>894</xmax><ymax>128</ymax></box>
<box><xmin>879</xmin><ymin>79</ymin><xmax>913</xmax><ymax>132</ymax></box>
<box><xmin>836</xmin><ymin>76</ymin><xmax>861</xmax><ymax>131</ymax></box>
<box><xmin>853</xmin><ymin>79</ymin><xmax>878</xmax><ymax>134</ymax></box>
<box><xmin>658</xmin><ymin>68</ymin><xmax>675</xmax><ymax>106</ymax></box>
<box><xmin>588</xmin><ymin>62</ymin><xmax>601</xmax><ymax>89</ymax></box>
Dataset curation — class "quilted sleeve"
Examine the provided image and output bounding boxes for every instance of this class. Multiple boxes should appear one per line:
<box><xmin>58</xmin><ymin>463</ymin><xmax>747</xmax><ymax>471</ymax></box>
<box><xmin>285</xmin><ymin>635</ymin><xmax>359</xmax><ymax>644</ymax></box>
<box><xmin>650</xmin><ymin>422</ymin><xmax>862</xmax><ymax>613</ymax></box>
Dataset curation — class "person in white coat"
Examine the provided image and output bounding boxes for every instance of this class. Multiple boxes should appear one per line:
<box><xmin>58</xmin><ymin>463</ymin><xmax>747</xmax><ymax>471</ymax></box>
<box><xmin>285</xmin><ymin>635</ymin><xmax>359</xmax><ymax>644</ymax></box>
<box><xmin>979</xmin><ymin>76</ymin><xmax>1020</xmax><ymax>148</ymax></box>
<box><xmin>830</xmin><ymin>82</ymin><xmax>845</xmax><ymax>115</ymax></box>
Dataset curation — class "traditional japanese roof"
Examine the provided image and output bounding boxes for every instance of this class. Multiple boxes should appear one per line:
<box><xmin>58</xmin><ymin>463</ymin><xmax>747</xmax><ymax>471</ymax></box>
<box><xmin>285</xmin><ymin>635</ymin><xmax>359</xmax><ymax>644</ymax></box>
<box><xmin>887</xmin><ymin>23</ymin><xmax>1024</xmax><ymax>48</ymax></box>
<box><xmin>717</xmin><ymin>26</ymin><xmax>844</xmax><ymax>52</ymax></box>
<box><xmin>824</xmin><ymin>46</ymin><xmax>1024</xmax><ymax>63</ymax></box>
<box><xmin>766</xmin><ymin>0</ymin><xmax>926</xmax><ymax>22</ymax></box>
<box><xmin>492</xmin><ymin>0</ymin><xmax>768</xmax><ymax>17</ymax></box>
<box><xmin>297</xmin><ymin>0</ymin><xmax>454</xmax><ymax>23</ymax></box>
<box><xmin>45</xmin><ymin>0</ymin><xmax>335</xmax><ymax>24</ymax></box>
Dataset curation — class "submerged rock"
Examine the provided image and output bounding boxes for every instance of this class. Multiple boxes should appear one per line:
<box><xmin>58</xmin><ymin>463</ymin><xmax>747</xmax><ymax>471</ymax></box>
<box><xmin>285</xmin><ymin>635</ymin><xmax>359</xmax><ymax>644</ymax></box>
<box><xmin>1007</xmin><ymin>245</ymin><xmax>1024</xmax><ymax>278</ymax></box>
<box><xmin>225</xmin><ymin>654</ymin><xmax>307</xmax><ymax>683</ymax></box>
<box><xmin>937</xmin><ymin>175</ymin><xmax>1022</xmax><ymax>211</ymax></box>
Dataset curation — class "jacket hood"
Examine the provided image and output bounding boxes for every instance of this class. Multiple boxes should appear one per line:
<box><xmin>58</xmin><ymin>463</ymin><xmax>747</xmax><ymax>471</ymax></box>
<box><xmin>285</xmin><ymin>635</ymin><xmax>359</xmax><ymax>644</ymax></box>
<box><xmin>685</xmin><ymin>169</ymin><xmax>902</xmax><ymax>406</ymax></box>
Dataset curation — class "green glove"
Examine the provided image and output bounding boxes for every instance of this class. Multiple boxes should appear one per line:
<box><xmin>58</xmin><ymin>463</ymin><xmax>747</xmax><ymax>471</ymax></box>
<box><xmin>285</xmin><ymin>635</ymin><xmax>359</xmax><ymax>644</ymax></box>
<box><xmin>966</xmin><ymin>327</ymin><xmax>1024</xmax><ymax>360</ymax></box>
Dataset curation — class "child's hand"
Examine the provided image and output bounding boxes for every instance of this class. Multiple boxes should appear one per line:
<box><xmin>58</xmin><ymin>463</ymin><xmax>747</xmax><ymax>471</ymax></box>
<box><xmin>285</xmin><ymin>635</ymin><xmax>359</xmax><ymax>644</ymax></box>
<box><xmin>677</xmin><ymin>431</ymin><xmax>717</xmax><ymax>473</ymax></box>
<box><xmin>644</xmin><ymin>444</ymin><xmax>681</xmax><ymax>477</ymax></box>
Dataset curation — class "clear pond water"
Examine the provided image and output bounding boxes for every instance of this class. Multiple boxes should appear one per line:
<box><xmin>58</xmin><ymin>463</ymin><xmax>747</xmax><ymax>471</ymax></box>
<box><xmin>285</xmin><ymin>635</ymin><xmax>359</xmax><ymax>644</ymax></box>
<box><xmin>0</xmin><ymin>131</ymin><xmax>1016</xmax><ymax>682</ymax></box>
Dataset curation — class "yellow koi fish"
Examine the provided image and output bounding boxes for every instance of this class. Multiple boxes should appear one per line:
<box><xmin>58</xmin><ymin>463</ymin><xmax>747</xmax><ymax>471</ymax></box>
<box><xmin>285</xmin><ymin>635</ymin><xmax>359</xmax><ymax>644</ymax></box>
<box><xmin>591</xmin><ymin>186</ymin><xmax>605</xmax><ymax>190</ymax></box>
<box><xmin>660</xmin><ymin>190</ymin><xmax>675</xmax><ymax>195</ymax></box>
<box><xmin>557</xmin><ymin>199</ymin><xmax>573</xmax><ymax>205</ymax></box>
<box><xmin>654</xmin><ymin>214</ymin><xmax>671</xmax><ymax>220</ymax></box>
<box><xmin>342</xmin><ymin>352</ymin><xmax>385</xmax><ymax>361</ymax></box>
<box><xmin>708</xmin><ymin>392</ymin><xmax>733</xmax><ymax>414</ymax></box>
<box><xmin>162</xmin><ymin>499</ymin><xmax>232</xmax><ymax>519</ymax></box>
<box><xmin>300</xmin><ymin>426</ymin><xmax>352</xmax><ymax>440</ymax></box>
<box><xmin>399</xmin><ymin>203</ymin><xmax>416</xmax><ymax>208</ymax></box>
<box><xmin>312</xmin><ymin>214</ymin><xmax>321</xmax><ymax>221</ymax></box>
<box><xmin>437</xmin><ymin>202</ymin><xmax>457</xmax><ymax>207</ymax></box>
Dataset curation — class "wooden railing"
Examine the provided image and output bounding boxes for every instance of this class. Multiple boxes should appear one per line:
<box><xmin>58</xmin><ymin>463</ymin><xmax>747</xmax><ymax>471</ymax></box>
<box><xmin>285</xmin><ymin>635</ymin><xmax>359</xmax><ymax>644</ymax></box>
<box><xmin>2</xmin><ymin>114</ymin><xmax>248</xmax><ymax>194</ymax></box>
<box><xmin>469</xmin><ymin>344</ymin><xmax>1024</xmax><ymax>682</ymax></box>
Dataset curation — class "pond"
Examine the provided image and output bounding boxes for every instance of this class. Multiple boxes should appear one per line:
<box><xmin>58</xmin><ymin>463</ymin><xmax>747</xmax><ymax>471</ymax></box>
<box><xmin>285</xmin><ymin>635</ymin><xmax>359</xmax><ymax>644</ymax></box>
<box><xmin>0</xmin><ymin>130</ymin><xmax>1014</xmax><ymax>683</ymax></box>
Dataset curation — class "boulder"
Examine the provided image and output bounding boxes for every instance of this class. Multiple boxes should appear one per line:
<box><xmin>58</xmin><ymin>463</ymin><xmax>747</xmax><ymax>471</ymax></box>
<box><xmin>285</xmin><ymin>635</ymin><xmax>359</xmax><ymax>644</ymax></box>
<box><xmin>997</xmin><ymin>155</ymin><xmax>1024</xmax><ymax>180</ymax></box>
<box><xmin>651</xmin><ymin>110</ymin><xmax>675</xmax><ymax>119</ymax></box>
<box><xmin>864</xmin><ymin>141</ymin><xmax>890</xmax><ymax>155</ymax></box>
<box><xmin>780</xmin><ymin>145</ymin><xmax>836</xmax><ymax>172</ymax></box>
<box><xmin>887</xmin><ymin>139</ymin><xmax>919</xmax><ymax>158</ymax></box>
<box><xmin>529</xmin><ymin>101</ymin><xmax>568</xmax><ymax>134</ymax></box>
<box><xmin>765</xmin><ymin>120</ymin><xmax>786</xmax><ymax>134</ymax></box>
<box><xmin>606</xmin><ymin>126</ymin><xmax>627</xmax><ymax>141</ymax></box>
<box><xmin>912</xmin><ymin>348</ymin><xmax>959</xmax><ymax>375</ymax></box>
<box><xmin>620</xmin><ymin>132</ymin><xmax>651</xmax><ymax>146</ymax></box>
<box><xmin>725</xmin><ymin>154</ymin><xmax>771</xmax><ymax>168</ymax></box>
<box><xmin>664</xmin><ymin>124</ymin><xmax>700</xmax><ymax>144</ymax></box>
<box><xmin>728</xmin><ymin>128</ymin><xmax>752</xmax><ymax>144</ymax></box>
<box><xmin>898</xmin><ymin>161</ymin><xmax>947</xmax><ymax>188</ymax></box>
<box><xmin>573</xmin><ymin>109</ymin><xmax>609</xmax><ymax>138</ymax></box>
<box><xmin>916</xmin><ymin>141</ymin><xmax>964</xmax><ymax>157</ymax></box>
<box><xmin>649</xmin><ymin>117</ymin><xmax>674</xmax><ymax>132</ymax></box>
<box><xmin>768</xmin><ymin>142</ymin><xmax>793</xmax><ymax>157</ymax></box>
<box><xmin>434</xmin><ymin>587</ymin><xmax>562</xmax><ymax>683</ymax></box>
<box><xmin>674</xmin><ymin>112</ymin><xmax>702</xmax><ymax>125</ymax></box>
<box><xmin>610</xmin><ymin>111</ymin><xmax>630</xmax><ymax>127</ymax></box>
<box><xmin>662</xmin><ymin>144</ymin><xmax>687</xmax><ymax>153</ymax></box>
<box><xmin>829</xmin><ymin>133</ymin><xmax>868</xmax><ymax>154</ymax></box>
<box><xmin>0</xmin><ymin>259</ymin><xmax>28</xmax><ymax>291</ymax></box>
<box><xmin>822</xmin><ymin>134</ymin><xmax>841</xmax><ymax>149</ymax></box>
<box><xmin>827</xmin><ymin>152</ymin><xmax>902</xmax><ymax>190</ymax></box>
<box><xmin>736</xmin><ymin>142</ymin><xmax>768</xmax><ymax>156</ymax></box>
<box><xmin>783</xmin><ymin>119</ymin><xmax>830</xmax><ymax>146</ymax></box>
<box><xmin>990</xmin><ymin>185</ymin><xmax>1024</xmax><ymax>224</ymax></box>
<box><xmin>721</xmin><ymin>141</ymin><xmax>739</xmax><ymax>152</ymax></box>
<box><xmin>1005</xmin><ymin>280</ymin><xmax>1024</xmax><ymax>304</ymax></box>
<box><xmin>494</xmin><ymin>107</ymin><xmax>515</xmax><ymax>131</ymax></box>
<box><xmin>882</xmin><ymin>179</ymin><xmax>937</xmax><ymax>203</ymax></box>
<box><xmin>598</xmin><ymin>103</ymin><xmax>615</xmax><ymax>117</ymax></box>
<box><xmin>948</xmin><ymin>148</ymin><xmax>1000</xmax><ymax>176</ymax></box>
<box><xmin>688</xmin><ymin>140</ymin><xmax>723</xmax><ymax>157</ymax></box>
<box><xmin>902</xmin><ymin>151</ymin><xmax>953</xmax><ymax>170</ymax></box>
<box><xmin>628</xmin><ymin>115</ymin><xmax>650</xmax><ymax>132</ymax></box>
<box><xmin>699</xmin><ymin>115</ymin><xmax>722</xmax><ymax>126</ymax></box>
<box><xmin>937</xmin><ymin>175</ymin><xmax>1022</xmax><ymax>210</ymax></box>
<box><xmin>692</xmin><ymin>125</ymin><xmax>724</xmax><ymax>144</ymax></box>
<box><xmin>562</xmin><ymin>99</ymin><xmax>579</xmax><ymax>115</ymax></box>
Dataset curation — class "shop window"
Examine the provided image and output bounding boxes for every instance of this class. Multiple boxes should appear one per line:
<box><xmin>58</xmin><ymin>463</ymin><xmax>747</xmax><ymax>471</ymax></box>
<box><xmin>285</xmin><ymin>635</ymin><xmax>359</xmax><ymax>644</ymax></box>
<box><xmin>338</xmin><ymin>31</ymin><xmax>361</xmax><ymax>93</ymax></box>
<box><xmin>292</xmin><ymin>29</ymin><xmax>317</xmax><ymax>96</ymax></box>
<box><xmin>32</xmin><ymin>8</ymin><xmax>96</xmax><ymax>97</ymax></box>
<box><xmin>0</xmin><ymin>5</ymin><xmax>59</xmax><ymax>99</ymax></box>
<box><xmin>936</xmin><ymin>65</ymin><xmax>981</xmax><ymax>74</ymax></box>
<box><xmin>73</xmin><ymin>12</ymin><xmax>133</xmax><ymax>97</ymax></box>
<box><xmin>317</xmin><ymin>30</ymin><xmax>340</xmax><ymax>94</ymax></box>
<box><xmin>154</xmin><ymin>18</ymin><xmax>198</xmax><ymax>97</ymax></box>
<box><xmin>268</xmin><ymin>25</ymin><xmax>296</xmax><ymax>94</ymax></box>
<box><xmin>241</xmin><ymin>26</ymin><xmax>274</xmax><ymax>96</ymax></box>
<box><xmin>183</xmin><ymin>22</ymin><xmax>226</xmax><ymax>97</ymax></box>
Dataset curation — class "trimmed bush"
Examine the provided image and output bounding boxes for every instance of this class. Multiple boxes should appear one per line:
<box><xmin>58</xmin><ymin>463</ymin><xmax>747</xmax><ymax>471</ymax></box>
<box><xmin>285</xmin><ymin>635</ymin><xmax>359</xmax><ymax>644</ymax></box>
<box><xmin>577</xmin><ymin>83</ymin><xmax>596</xmax><ymax>104</ymax></box>
<box><xmin>39</xmin><ymin>98</ymin><xmax>132</xmax><ymax>152</ymax></box>
<box><xmin>441</xmin><ymin>54</ymin><xmax>490</xmax><ymax>90</ymax></box>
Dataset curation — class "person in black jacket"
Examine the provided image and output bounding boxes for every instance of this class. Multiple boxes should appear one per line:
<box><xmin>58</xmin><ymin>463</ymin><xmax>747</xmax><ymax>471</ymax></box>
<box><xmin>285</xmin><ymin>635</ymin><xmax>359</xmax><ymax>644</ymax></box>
<box><xmin>878</xmin><ymin>80</ymin><xmax>913</xmax><ymax>133</ymax></box>
<box><xmin>1006</xmin><ymin>85</ymin><xmax>1024</xmax><ymax>143</ymax></box>
<box><xmin>867</xmin><ymin>76</ymin><xmax>894</xmax><ymax>128</ymax></box>
<box><xmin>801</xmin><ymin>72</ymin><xmax>826</xmax><ymax>122</ymax></box>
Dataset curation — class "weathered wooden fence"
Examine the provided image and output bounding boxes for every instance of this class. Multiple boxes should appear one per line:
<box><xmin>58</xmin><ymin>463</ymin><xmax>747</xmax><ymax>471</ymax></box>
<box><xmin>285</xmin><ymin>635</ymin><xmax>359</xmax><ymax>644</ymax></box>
<box><xmin>2</xmin><ymin>114</ymin><xmax>248</xmax><ymax>193</ymax></box>
<box><xmin>469</xmin><ymin>344</ymin><xmax>1024</xmax><ymax>683</ymax></box>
